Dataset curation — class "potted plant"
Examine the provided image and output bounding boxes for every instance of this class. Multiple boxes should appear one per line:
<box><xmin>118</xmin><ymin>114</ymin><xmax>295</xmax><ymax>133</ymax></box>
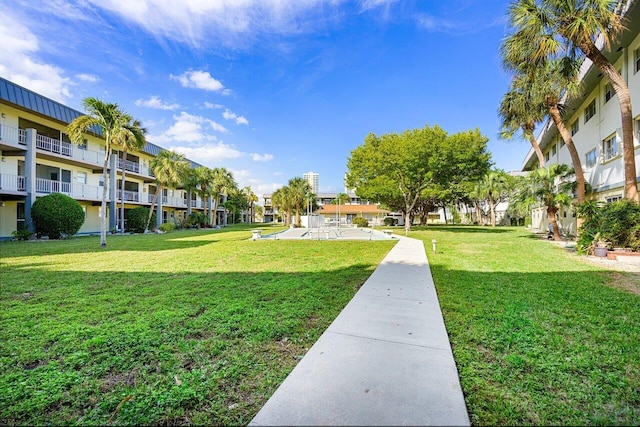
<box><xmin>591</xmin><ymin>232</ymin><xmax>610</xmax><ymax>257</ymax></box>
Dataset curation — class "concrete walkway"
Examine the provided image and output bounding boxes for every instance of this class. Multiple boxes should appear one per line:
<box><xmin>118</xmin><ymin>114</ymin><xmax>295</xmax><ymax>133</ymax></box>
<box><xmin>250</xmin><ymin>236</ymin><xmax>470</xmax><ymax>426</ymax></box>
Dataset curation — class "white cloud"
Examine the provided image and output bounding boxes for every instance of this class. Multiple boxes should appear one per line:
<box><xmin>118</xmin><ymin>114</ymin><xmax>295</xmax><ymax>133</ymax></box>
<box><xmin>171</xmin><ymin>70</ymin><xmax>229</xmax><ymax>94</ymax></box>
<box><xmin>169</xmin><ymin>143</ymin><xmax>244</xmax><ymax>163</ymax></box>
<box><xmin>0</xmin><ymin>9</ymin><xmax>72</xmax><ymax>103</ymax></box>
<box><xmin>148</xmin><ymin>111</ymin><xmax>226</xmax><ymax>145</ymax></box>
<box><xmin>251</xmin><ymin>153</ymin><xmax>274</xmax><ymax>162</ymax></box>
<box><xmin>204</xmin><ymin>102</ymin><xmax>224</xmax><ymax>109</ymax></box>
<box><xmin>81</xmin><ymin>0</ymin><xmax>394</xmax><ymax>49</ymax></box>
<box><xmin>76</xmin><ymin>73</ymin><xmax>99</xmax><ymax>83</ymax></box>
<box><xmin>135</xmin><ymin>95</ymin><xmax>180</xmax><ymax>110</ymax></box>
<box><xmin>222</xmin><ymin>108</ymin><xmax>249</xmax><ymax>125</ymax></box>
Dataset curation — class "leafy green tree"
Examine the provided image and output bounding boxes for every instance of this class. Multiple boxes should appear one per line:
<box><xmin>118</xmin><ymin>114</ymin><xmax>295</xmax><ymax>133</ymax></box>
<box><xmin>504</xmin><ymin>0</ymin><xmax>638</xmax><ymax>200</ymax></box>
<box><xmin>67</xmin><ymin>97</ymin><xmax>142</xmax><ymax>246</ymax></box>
<box><xmin>346</xmin><ymin>125</ymin><xmax>490</xmax><ymax>233</ymax></box>
<box><xmin>146</xmin><ymin>150</ymin><xmax>190</xmax><ymax>231</ymax></box>
<box><xmin>517</xmin><ymin>164</ymin><xmax>575</xmax><ymax>240</ymax></box>
<box><xmin>117</xmin><ymin>119</ymin><xmax>146</xmax><ymax>233</ymax></box>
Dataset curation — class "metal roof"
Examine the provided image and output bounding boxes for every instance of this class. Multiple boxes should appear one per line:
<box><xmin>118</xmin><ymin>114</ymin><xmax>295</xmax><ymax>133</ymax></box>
<box><xmin>0</xmin><ymin>77</ymin><xmax>202</xmax><ymax>168</ymax></box>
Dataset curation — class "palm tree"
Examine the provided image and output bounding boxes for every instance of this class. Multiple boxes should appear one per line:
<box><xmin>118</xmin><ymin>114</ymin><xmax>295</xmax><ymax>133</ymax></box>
<box><xmin>288</xmin><ymin>177</ymin><xmax>312</xmax><ymax>227</ymax></box>
<box><xmin>477</xmin><ymin>170</ymin><xmax>510</xmax><ymax>227</ymax></box>
<box><xmin>145</xmin><ymin>150</ymin><xmax>190</xmax><ymax>231</ymax></box>
<box><xmin>520</xmin><ymin>164</ymin><xmax>575</xmax><ymax>241</ymax></box>
<box><xmin>503</xmin><ymin>53</ymin><xmax>588</xmax><ymax>204</ymax></box>
<box><xmin>242</xmin><ymin>186</ymin><xmax>258</xmax><ymax>223</ymax></box>
<box><xmin>117</xmin><ymin>119</ymin><xmax>146</xmax><ymax>233</ymax></box>
<box><xmin>67</xmin><ymin>97</ymin><xmax>140</xmax><ymax>247</ymax></box>
<box><xmin>272</xmin><ymin>186</ymin><xmax>293</xmax><ymax>225</ymax></box>
<box><xmin>504</xmin><ymin>0</ymin><xmax>638</xmax><ymax>200</ymax></box>
<box><xmin>192</xmin><ymin>166</ymin><xmax>213</xmax><ymax>223</ymax></box>
<box><xmin>181</xmin><ymin>167</ymin><xmax>201</xmax><ymax>218</ymax></box>
<box><xmin>210</xmin><ymin>167</ymin><xmax>236</xmax><ymax>227</ymax></box>
<box><xmin>498</xmin><ymin>77</ymin><xmax>547</xmax><ymax>168</ymax></box>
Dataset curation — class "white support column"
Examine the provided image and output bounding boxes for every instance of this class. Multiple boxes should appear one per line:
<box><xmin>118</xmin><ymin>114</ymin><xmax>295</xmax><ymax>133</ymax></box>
<box><xmin>24</xmin><ymin>128</ymin><xmax>37</xmax><ymax>232</ymax></box>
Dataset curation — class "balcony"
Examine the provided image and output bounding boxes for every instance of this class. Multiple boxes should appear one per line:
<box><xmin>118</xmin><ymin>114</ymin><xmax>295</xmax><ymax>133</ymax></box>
<box><xmin>0</xmin><ymin>174</ymin><xmax>26</xmax><ymax>192</ymax></box>
<box><xmin>117</xmin><ymin>189</ymin><xmax>140</xmax><ymax>202</ymax></box>
<box><xmin>35</xmin><ymin>178</ymin><xmax>101</xmax><ymax>200</ymax></box>
<box><xmin>117</xmin><ymin>157</ymin><xmax>140</xmax><ymax>174</ymax></box>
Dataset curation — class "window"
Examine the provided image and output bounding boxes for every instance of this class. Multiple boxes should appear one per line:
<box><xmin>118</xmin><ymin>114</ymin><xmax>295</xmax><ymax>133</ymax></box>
<box><xmin>636</xmin><ymin>117</ymin><xmax>640</xmax><ymax>145</ymax></box>
<box><xmin>585</xmin><ymin>149</ymin><xmax>597</xmax><ymax>168</ymax></box>
<box><xmin>603</xmin><ymin>134</ymin><xmax>618</xmax><ymax>161</ymax></box>
<box><xmin>17</xmin><ymin>202</ymin><xmax>26</xmax><ymax>230</ymax></box>
<box><xmin>604</xmin><ymin>83</ymin><xmax>614</xmax><ymax>103</ymax></box>
<box><xmin>560</xmin><ymin>138</ymin><xmax>566</xmax><ymax>148</ymax></box>
<box><xmin>606</xmin><ymin>195</ymin><xmax>622</xmax><ymax>203</ymax></box>
<box><xmin>635</xmin><ymin>48</ymin><xmax>640</xmax><ymax>74</ymax></box>
<box><xmin>584</xmin><ymin>99</ymin><xmax>596</xmax><ymax>123</ymax></box>
<box><xmin>77</xmin><ymin>172</ymin><xmax>87</xmax><ymax>185</ymax></box>
<box><xmin>551</xmin><ymin>143</ymin><xmax>557</xmax><ymax>156</ymax></box>
<box><xmin>545</xmin><ymin>151</ymin><xmax>550</xmax><ymax>162</ymax></box>
<box><xmin>570</xmin><ymin>120</ymin><xmax>579</xmax><ymax>136</ymax></box>
<box><xmin>78</xmin><ymin>138</ymin><xmax>87</xmax><ymax>150</ymax></box>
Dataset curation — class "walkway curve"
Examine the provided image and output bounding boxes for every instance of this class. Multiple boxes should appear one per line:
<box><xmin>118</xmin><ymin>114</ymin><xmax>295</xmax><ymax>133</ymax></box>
<box><xmin>249</xmin><ymin>236</ymin><xmax>470</xmax><ymax>426</ymax></box>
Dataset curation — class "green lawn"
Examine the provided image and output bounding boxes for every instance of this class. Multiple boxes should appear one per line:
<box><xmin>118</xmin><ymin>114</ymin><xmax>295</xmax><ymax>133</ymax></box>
<box><xmin>410</xmin><ymin>226</ymin><xmax>640</xmax><ymax>426</ymax></box>
<box><xmin>0</xmin><ymin>224</ymin><xmax>395</xmax><ymax>425</ymax></box>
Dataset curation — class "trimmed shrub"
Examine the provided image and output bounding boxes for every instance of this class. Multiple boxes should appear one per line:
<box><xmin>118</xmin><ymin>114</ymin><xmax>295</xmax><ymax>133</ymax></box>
<box><xmin>126</xmin><ymin>207</ymin><xmax>155</xmax><ymax>233</ymax></box>
<box><xmin>352</xmin><ymin>217</ymin><xmax>369</xmax><ymax>228</ymax></box>
<box><xmin>383</xmin><ymin>216</ymin><xmax>397</xmax><ymax>226</ymax></box>
<box><xmin>159</xmin><ymin>222</ymin><xmax>176</xmax><ymax>233</ymax></box>
<box><xmin>31</xmin><ymin>193</ymin><xmax>84</xmax><ymax>239</ymax></box>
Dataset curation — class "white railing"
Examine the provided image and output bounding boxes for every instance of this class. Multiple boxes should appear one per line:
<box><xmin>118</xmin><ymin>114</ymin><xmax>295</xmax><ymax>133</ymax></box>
<box><xmin>117</xmin><ymin>158</ymin><xmax>140</xmax><ymax>174</ymax></box>
<box><xmin>36</xmin><ymin>178</ymin><xmax>71</xmax><ymax>194</ymax></box>
<box><xmin>0</xmin><ymin>174</ymin><xmax>26</xmax><ymax>192</ymax></box>
<box><xmin>36</xmin><ymin>134</ymin><xmax>73</xmax><ymax>157</ymax></box>
<box><xmin>0</xmin><ymin>124</ymin><xmax>25</xmax><ymax>146</ymax></box>
<box><xmin>117</xmin><ymin>189</ymin><xmax>140</xmax><ymax>202</ymax></box>
<box><xmin>71</xmin><ymin>183</ymin><xmax>101</xmax><ymax>200</ymax></box>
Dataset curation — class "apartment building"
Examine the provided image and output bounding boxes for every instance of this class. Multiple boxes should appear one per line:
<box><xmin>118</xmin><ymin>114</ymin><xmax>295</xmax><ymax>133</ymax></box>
<box><xmin>521</xmin><ymin>3</ymin><xmax>640</xmax><ymax>235</ymax></box>
<box><xmin>0</xmin><ymin>77</ymin><xmax>225</xmax><ymax>239</ymax></box>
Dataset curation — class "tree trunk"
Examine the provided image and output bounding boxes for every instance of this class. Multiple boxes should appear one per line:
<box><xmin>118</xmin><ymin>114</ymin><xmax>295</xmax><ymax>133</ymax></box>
<box><xmin>579</xmin><ymin>39</ymin><xmax>638</xmax><ymax>201</ymax></box>
<box><xmin>548</xmin><ymin>206</ymin><xmax>562</xmax><ymax>241</ymax></box>
<box><xmin>100</xmin><ymin>143</ymin><xmax>110</xmax><ymax>247</ymax></box>
<box><xmin>547</xmin><ymin>104</ymin><xmax>586</xmax><ymax>203</ymax></box>
<box><xmin>489</xmin><ymin>193</ymin><xmax>496</xmax><ymax>227</ymax></box>
<box><xmin>120</xmin><ymin>150</ymin><xmax>127</xmax><ymax>233</ymax></box>
<box><xmin>146</xmin><ymin>185</ymin><xmax>162</xmax><ymax>231</ymax></box>
<box><xmin>526</xmin><ymin>129</ymin><xmax>545</xmax><ymax>168</ymax></box>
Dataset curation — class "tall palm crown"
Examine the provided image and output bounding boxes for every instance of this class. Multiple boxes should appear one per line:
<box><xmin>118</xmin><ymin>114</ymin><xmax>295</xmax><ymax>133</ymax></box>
<box><xmin>503</xmin><ymin>0</ymin><xmax>637</xmax><ymax>200</ymax></box>
<box><xmin>117</xmin><ymin>118</ymin><xmax>147</xmax><ymax>232</ymax></box>
<box><xmin>288</xmin><ymin>177</ymin><xmax>312</xmax><ymax>227</ymax></box>
<box><xmin>478</xmin><ymin>170</ymin><xmax>510</xmax><ymax>227</ymax></box>
<box><xmin>272</xmin><ymin>186</ymin><xmax>293</xmax><ymax>225</ymax></box>
<box><xmin>67</xmin><ymin>97</ymin><xmax>142</xmax><ymax>246</ymax></box>
<box><xmin>498</xmin><ymin>77</ymin><xmax>548</xmax><ymax>168</ymax></box>
<box><xmin>146</xmin><ymin>150</ymin><xmax>190</xmax><ymax>230</ymax></box>
<box><xmin>209</xmin><ymin>167</ymin><xmax>237</xmax><ymax>227</ymax></box>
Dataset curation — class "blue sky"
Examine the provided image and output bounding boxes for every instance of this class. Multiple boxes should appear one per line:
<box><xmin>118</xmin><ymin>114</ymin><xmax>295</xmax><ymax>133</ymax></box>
<box><xmin>1</xmin><ymin>0</ymin><xmax>529</xmax><ymax>196</ymax></box>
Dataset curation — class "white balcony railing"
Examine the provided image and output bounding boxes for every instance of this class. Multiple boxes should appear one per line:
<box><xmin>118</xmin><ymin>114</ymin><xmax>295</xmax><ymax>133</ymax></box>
<box><xmin>0</xmin><ymin>124</ymin><xmax>25</xmax><ymax>146</ymax></box>
<box><xmin>36</xmin><ymin>134</ymin><xmax>72</xmax><ymax>156</ymax></box>
<box><xmin>0</xmin><ymin>174</ymin><xmax>26</xmax><ymax>192</ymax></box>
<box><xmin>117</xmin><ymin>189</ymin><xmax>140</xmax><ymax>202</ymax></box>
<box><xmin>117</xmin><ymin>158</ymin><xmax>140</xmax><ymax>174</ymax></box>
<box><xmin>36</xmin><ymin>178</ymin><xmax>71</xmax><ymax>194</ymax></box>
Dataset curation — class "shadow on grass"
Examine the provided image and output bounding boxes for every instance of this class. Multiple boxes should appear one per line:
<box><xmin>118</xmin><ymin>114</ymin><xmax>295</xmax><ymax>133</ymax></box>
<box><xmin>0</xmin><ymin>263</ymin><xmax>379</xmax><ymax>426</ymax></box>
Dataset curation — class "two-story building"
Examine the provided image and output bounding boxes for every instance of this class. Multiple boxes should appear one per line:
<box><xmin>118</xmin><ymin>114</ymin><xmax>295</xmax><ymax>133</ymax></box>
<box><xmin>0</xmin><ymin>77</ymin><xmax>226</xmax><ymax>239</ymax></box>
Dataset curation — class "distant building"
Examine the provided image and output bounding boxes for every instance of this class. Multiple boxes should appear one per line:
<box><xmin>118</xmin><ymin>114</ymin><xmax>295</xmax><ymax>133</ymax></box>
<box><xmin>303</xmin><ymin>171</ymin><xmax>319</xmax><ymax>193</ymax></box>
